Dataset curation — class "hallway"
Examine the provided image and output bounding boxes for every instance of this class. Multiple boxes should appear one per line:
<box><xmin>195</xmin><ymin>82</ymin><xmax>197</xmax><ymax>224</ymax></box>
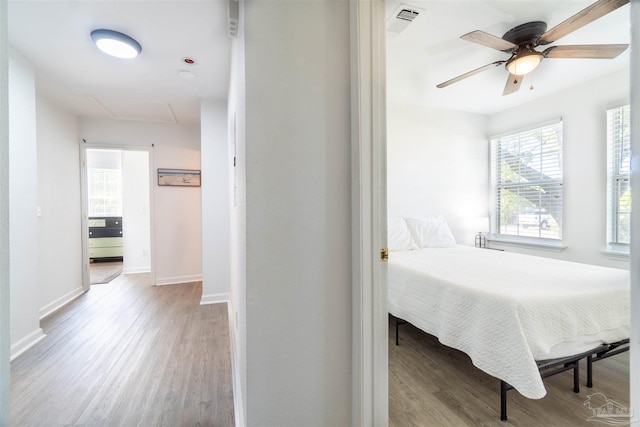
<box><xmin>10</xmin><ymin>274</ymin><xmax>234</xmax><ymax>426</ymax></box>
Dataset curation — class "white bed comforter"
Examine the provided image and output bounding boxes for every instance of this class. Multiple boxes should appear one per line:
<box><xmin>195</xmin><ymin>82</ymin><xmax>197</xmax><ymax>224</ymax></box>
<box><xmin>387</xmin><ymin>245</ymin><xmax>629</xmax><ymax>399</ymax></box>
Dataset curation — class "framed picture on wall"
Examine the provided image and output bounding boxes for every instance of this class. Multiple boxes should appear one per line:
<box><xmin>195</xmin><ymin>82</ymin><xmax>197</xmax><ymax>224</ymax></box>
<box><xmin>157</xmin><ymin>168</ymin><xmax>201</xmax><ymax>187</ymax></box>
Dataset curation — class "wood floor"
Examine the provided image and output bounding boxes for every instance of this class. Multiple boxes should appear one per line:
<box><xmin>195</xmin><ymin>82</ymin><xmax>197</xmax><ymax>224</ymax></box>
<box><xmin>12</xmin><ymin>274</ymin><xmax>629</xmax><ymax>426</ymax></box>
<box><xmin>389</xmin><ymin>317</ymin><xmax>630</xmax><ymax>427</ymax></box>
<box><xmin>10</xmin><ymin>274</ymin><xmax>235</xmax><ymax>427</ymax></box>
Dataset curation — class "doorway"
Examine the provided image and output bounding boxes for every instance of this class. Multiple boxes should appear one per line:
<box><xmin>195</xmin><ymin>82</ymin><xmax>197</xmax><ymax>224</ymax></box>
<box><xmin>82</xmin><ymin>148</ymin><xmax>152</xmax><ymax>288</ymax></box>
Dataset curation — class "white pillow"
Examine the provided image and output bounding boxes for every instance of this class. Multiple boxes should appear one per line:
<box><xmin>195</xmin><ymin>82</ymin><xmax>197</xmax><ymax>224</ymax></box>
<box><xmin>405</xmin><ymin>216</ymin><xmax>456</xmax><ymax>248</ymax></box>
<box><xmin>387</xmin><ymin>218</ymin><xmax>417</xmax><ymax>251</ymax></box>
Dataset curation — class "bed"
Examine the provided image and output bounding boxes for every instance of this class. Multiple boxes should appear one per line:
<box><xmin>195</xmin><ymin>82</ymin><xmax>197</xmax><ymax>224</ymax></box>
<box><xmin>387</xmin><ymin>216</ymin><xmax>630</xmax><ymax>420</ymax></box>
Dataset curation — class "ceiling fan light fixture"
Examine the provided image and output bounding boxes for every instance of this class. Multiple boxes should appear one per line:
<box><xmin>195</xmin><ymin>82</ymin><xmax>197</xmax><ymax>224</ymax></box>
<box><xmin>90</xmin><ymin>29</ymin><xmax>142</xmax><ymax>59</ymax></box>
<box><xmin>506</xmin><ymin>50</ymin><xmax>542</xmax><ymax>75</ymax></box>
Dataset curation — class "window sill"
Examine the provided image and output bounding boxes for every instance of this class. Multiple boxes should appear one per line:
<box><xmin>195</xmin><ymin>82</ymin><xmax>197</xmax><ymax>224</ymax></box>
<box><xmin>600</xmin><ymin>246</ymin><xmax>630</xmax><ymax>260</ymax></box>
<box><xmin>487</xmin><ymin>236</ymin><xmax>567</xmax><ymax>252</ymax></box>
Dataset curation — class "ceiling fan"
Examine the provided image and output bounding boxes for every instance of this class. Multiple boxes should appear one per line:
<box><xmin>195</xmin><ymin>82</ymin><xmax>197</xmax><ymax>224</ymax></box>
<box><xmin>436</xmin><ymin>0</ymin><xmax>629</xmax><ymax>96</ymax></box>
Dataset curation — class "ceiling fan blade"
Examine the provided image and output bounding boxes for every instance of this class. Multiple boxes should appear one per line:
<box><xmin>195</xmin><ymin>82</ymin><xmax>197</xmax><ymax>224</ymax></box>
<box><xmin>436</xmin><ymin>61</ymin><xmax>505</xmax><ymax>89</ymax></box>
<box><xmin>461</xmin><ymin>30</ymin><xmax>518</xmax><ymax>52</ymax></box>
<box><xmin>537</xmin><ymin>0</ymin><xmax>629</xmax><ymax>45</ymax></box>
<box><xmin>503</xmin><ymin>73</ymin><xmax>523</xmax><ymax>96</ymax></box>
<box><xmin>543</xmin><ymin>44</ymin><xmax>628</xmax><ymax>58</ymax></box>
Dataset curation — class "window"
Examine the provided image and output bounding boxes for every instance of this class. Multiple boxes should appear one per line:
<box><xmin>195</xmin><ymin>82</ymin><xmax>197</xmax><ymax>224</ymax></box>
<box><xmin>606</xmin><ymin>104</ymin><xmax>631</xmax><ymax>249</ymax></box>
<box><xmin>491</xmin><ymin>120</ymin><xmax>563</xmax><ymax>241</ymax></box>
<box><xmin>88</xmin><ymin>167</ymin><xmax>122</xmax><ymax>217</ymax></box>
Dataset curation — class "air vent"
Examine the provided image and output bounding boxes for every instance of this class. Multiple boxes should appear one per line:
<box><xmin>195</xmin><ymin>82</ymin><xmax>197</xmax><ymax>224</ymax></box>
<box><xmin>397</xmin><ymin>9</ymin><xmax>419</xmax><ymax>22</ymax></box>
<box><xmin>387</xmin><ymin>5</ymin><xmax>424</xmax><ymax>34</ymax></box>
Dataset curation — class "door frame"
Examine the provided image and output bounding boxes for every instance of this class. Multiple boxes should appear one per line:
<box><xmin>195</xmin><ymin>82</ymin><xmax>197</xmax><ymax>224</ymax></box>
<box><xmin>350</xmin><ymin>0</ymin><xmax>388</xmax><ymax>425</ymax></box>
<box><xmin>80</xmin><ymin>143</ymin><xmax>156</xmax><ymax>290</ymax></box>
<box><xmin>629</xmin><ymin>1</ymin><xmax>639</xmax><ymax>424</ymax></box>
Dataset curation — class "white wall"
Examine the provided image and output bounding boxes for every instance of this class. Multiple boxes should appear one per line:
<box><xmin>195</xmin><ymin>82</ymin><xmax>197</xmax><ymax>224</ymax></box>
<box><xmin>8</xmin><ymin>49</ymin><xmax>44</xmax><ymax>358</ymax></box>
<box><xmin>243</xmin><ymin>1</ymin><xmax>352</xmax><ymax>424</ymax></box>
<box><xmin>121</xmin><ymin>150</ymin><xmax>151</xmax><ymax>274</ymax></box>
<box><xmin>387</xmin><ymin>103</ymin><xmax>489</xmax><ymax>244</ymax></box>
<box><xmin>36</xmin><ymin>94</ymin><xmax>83</xmax><ymax>319</ymax></box>
<box><xmin>488</xmin><ymin>69</ymin><xmax>629</xmax><ymax>268</ymax></box>
<box><xmin>200</xmin><ymin>99</ymin><xmax>230</xmax><ymax>303</ymax></box>
<box><xmin>79</xmin><ymin>118</ymin><xmax>202</xmax><ymax>285</ymax></box>
<box><xmin>87</xmin><ymin>149</ymin><xmax>121</xmax><ymax>169</ymax></box>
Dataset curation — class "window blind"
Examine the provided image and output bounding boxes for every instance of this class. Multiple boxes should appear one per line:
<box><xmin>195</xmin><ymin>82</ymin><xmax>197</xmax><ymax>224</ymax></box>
<box><xmin>606</xmin><ymin>105</ymin><xmax>631</xmax><ymax>247</ymax></box>
<box><xmin>88</xmin><ymin>168</ymin><xmax>122</xmax><ymax>217</ymax></box>
<box><xmin>491</xmin><ymin>120</ymin><xmax>563</xmax><ymax>240</ymax></box>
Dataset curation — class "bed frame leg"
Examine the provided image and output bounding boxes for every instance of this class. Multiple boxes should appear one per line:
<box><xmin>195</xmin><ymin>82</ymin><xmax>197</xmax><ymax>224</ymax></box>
<box><xmin>500</xmin><ymin>380</ymin><xmax>508</xmax><ymax>421</ymax></box>
<box><xmin>587</xmin><ymin>355</ymin><xmax>593</xmax><ymax>388</ymax></box>
<box><xmin>573</xmin><ymin>360</ymin><xmax>580</xmax><ymax>393</ymax></box>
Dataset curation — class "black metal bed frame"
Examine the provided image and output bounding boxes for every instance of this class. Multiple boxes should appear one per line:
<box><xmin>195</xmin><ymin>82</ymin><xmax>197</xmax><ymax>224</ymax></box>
<box><xmin>392</xmin><ymin>315</ymin><xmax>630</xmax><ymax>422</ymax></box>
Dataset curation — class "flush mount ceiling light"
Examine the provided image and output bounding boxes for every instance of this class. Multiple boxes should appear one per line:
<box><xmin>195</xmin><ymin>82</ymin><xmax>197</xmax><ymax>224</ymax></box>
<box><xmin>90</xmin><ymin>29</ymin><xmax>142</xmax><ymax>59</ymax></box>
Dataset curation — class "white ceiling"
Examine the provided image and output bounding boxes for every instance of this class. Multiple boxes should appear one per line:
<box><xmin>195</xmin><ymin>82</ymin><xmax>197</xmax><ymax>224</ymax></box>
<box><xmin>8</xmin><ymin>0</ymin><xmax>231</xmax><ymax>125</ymax></box>
<box><xmin>385</xmin><ymin>0</ymin><xmax>631</xmax><ymax>115</ymax></box>
<box><xmin>7</xmin><ymin>1</ymin><xmax>630</xmax><ymax>124</ymax></box>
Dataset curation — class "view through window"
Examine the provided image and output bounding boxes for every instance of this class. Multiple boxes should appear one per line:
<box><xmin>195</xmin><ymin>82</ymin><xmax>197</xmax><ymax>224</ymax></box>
<box><xmin>607</xmin><ymin>104</ymin><xmax>631</xmax><ymax>249</ymax></box>
<box><xmin>88</xmin><ymin>167</ymin><xmax>122</xmax><ymax>217</ymax></box>
<box><xmin>491</xmin><ymin>120</ymin><xmax>563</xmax><ymax>240</ymax></box>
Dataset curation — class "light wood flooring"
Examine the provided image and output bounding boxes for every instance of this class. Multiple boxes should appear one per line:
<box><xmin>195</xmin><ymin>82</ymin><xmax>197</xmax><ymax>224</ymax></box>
<box><xmin>389</xmin><ymin>317</ymin><xmax>630</xmax><ymax>427</ymax></box>
<box><xmin>10</xmin><ymin>273</ymin><xmax>235</xmax><ymax>427</ymax></box>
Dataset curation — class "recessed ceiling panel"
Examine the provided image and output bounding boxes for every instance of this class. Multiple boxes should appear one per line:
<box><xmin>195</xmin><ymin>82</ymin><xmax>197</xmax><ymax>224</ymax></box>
<box><xmin>92</xmin><ymin>96</ymin><xmax>177</xmax><ymax>123</ymax></box>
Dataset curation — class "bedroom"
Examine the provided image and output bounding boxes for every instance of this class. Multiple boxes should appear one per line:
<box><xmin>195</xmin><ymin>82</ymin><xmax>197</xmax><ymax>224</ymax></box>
<box><xmin>385</xmin><ymin>0</ymin><xmax>632</xmax><ymax>424</ymax></box>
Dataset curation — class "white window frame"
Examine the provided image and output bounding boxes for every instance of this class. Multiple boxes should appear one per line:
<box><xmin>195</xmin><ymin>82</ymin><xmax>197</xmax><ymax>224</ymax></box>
<box><xmin>490</xmin><ymin>119</ymin><xmax>564</xmax><ymax>245</ymax></box>
<box><xmin>606</xmin><ymin>103</ymin><xmax>631</xmax><ymax>253</ymax></box>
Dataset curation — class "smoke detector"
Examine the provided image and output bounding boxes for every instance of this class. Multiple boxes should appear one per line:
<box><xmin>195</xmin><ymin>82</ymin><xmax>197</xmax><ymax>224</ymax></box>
<box><xmin>387</xmin><ymin>5</ymin><xmax>424</xmax><ymax>35</ymax></box>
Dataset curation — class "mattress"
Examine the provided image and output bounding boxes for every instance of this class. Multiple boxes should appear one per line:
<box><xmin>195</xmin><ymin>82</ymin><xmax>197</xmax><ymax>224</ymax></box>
<box><xmin>387</xmin><ymin>245</ymin><xmax>630</xmax><ymax>399</ymax></box>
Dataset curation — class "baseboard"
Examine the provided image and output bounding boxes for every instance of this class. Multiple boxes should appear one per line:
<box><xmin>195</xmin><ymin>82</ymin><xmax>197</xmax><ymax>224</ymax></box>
<box><xmin>200</xmin><ymin>293</ymin><xmax>230</xmax><ymax>305</ymax></box>
<box><xmin>227</xmin><ymin>305</ymin><xmax>245</xmax><ymax>427</ymax></box>
<box><xmin>121</xmin><ymin>266</ymin><xmax>151</xmax><ymax>275</ymax></box>
<box><xmin>39</xmin><ymin>286</ymin><xmax>86</xmax><ymax>320</ymax></box>
<box><xmin>10</xmin><ymin>328</ymin><xmax>46</xmax><ymax>361</ymax></box>
<box><xmin>154</xmin><ymin>275</ymin><xmax>203</xmax><ymax>286</ymax></box>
